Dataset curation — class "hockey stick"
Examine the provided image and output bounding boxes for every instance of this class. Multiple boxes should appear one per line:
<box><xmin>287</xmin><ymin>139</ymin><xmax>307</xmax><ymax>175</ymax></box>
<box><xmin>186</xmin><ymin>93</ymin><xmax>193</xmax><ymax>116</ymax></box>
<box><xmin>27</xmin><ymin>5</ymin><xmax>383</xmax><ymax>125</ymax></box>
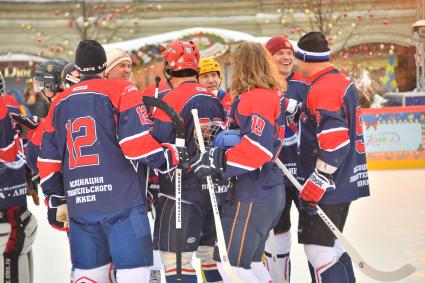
<box><xmin>275</xmin><ymin>159</ymin><xmax>416</xmax><ymax>282</ymax></box>
<box><xmin>145</xmin><ymin>76</ymin><xmax>162</xmax><ymax>220</ymax></box>
<box><xmin>142</xmin><ymin>95</ymin><xmax>184</xmax><ymax>280</ymax></box>
<box><xmin>191</xmin><ymin>109</ymin><xmax>243</xmax><ymax>283</ymax></box>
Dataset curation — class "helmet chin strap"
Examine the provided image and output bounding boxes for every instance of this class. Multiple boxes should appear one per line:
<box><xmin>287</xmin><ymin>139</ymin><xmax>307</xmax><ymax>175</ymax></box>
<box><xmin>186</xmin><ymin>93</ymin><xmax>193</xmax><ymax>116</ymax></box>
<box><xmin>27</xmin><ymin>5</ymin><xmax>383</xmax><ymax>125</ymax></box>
<box><xmin>163</xmin><ymin>69</ymin><xmax>174</xmax><ymax>89</ymax></box>
<box><xmin>41</xmin><ymin>90</ymin><xmax>56</xmax><ymax>103</ymax></box>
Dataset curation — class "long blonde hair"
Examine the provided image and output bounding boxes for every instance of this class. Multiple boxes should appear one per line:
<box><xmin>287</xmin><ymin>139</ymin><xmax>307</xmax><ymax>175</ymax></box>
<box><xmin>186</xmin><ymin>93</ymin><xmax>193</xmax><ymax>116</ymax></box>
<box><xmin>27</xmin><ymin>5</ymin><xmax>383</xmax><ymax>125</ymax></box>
<box><xmin>230</xmin><ymin>41</ymin><xmax>285</xmax><ymax>96</ymax></box>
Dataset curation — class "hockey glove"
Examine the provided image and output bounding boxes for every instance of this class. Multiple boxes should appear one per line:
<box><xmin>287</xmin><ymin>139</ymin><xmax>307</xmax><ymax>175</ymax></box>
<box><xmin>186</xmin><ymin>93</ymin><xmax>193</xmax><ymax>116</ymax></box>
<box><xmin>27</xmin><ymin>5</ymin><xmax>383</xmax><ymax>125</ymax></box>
<box><xmin>190</xmin><ymin>147</ymin><xmax>226</xmax><ymax>179</ymax></box>
<box><xmin>9</xmin><ymin>113</ymin><xmax>40</xmax><ymax>130</ymax></box>
<box><xmin>46</xmin><ymin>195</ymin><xmax>68</xmax><ymax>231</ymax></box>
<box><xmin>161</xmin><ymin>143</ymin><xmax>190</xmax><ymax>171</ymax></box>
<box><xmin>25</xmin><ymin>165</ymin><xmax>39</xmax><ymax>206</ymax></box>
<box><xmin>299</xmin><ymin>168</ymin><xmax>335</xmax><ymax>215</ymax></box>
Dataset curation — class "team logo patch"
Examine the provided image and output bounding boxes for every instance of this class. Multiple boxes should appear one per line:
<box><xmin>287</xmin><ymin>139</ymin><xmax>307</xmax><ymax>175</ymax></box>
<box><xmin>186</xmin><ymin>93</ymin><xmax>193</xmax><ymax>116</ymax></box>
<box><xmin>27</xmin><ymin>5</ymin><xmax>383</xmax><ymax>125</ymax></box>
<box><xmin>185</xmin><ymin>47</ymin><xmax>193</xmax><ymax>54</ymax></box>
<box><xmin>47</xmin><ymin>64</ymin><xmax>54</xmax><ymax>73</ymax></box>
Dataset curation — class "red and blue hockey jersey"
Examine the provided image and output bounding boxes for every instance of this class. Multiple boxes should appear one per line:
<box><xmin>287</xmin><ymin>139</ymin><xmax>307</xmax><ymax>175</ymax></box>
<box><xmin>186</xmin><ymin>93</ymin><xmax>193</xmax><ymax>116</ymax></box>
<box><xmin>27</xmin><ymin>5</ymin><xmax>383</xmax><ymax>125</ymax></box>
<box><xmin>0</xmin><ymin>97</ymin><xmax>18</xmax><ymax>163</ymax></box>
<box><xmin>26</xmin><ymin>116</ymin><xmax>49</xmax><ymax>173</ymax></box>
<box><xmin>37</xmin><ymin>77</ymin><xmax>170</xmax><ymax>217</ymax></box>
<box><xmin>298</xmin><ymin>67</ymin><xmax>370</xmax><ymax>204</ymax></box>
<box><xmin>151</xmin><ymin>82</ymin><xmax>225</xmax><ymax>198</ymax></box>
<box><xmin>224</xmin><ymin>88</ymin><xmax>285</xmax><ymax>201</ymax></box>
<box><xmin>279</xmin><ymin>72</ymin><xmax>309</xmax><ymax>184</ymax></box>
<box><xmin>0</xmin><ymin>95</ymin><xmax>27</xmax><ymax>209</ymax></box>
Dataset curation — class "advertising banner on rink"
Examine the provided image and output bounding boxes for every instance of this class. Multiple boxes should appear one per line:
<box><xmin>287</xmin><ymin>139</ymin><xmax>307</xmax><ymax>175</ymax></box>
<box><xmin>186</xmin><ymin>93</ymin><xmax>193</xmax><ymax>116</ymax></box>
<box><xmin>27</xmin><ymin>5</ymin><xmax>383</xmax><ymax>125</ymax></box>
<box><xmin>360</xmin><ymin>106</ymin><xmax>425</xmax><ymax>170</ymax></box>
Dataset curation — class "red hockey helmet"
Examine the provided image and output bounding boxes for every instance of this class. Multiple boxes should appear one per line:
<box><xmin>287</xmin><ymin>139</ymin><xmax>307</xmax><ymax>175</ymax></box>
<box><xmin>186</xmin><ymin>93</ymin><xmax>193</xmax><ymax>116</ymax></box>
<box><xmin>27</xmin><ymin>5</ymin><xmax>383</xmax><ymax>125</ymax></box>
<box><xmin>162</xmin><ymin>40</ymin><xmax>200</xmax><ymax>76</ymax></box>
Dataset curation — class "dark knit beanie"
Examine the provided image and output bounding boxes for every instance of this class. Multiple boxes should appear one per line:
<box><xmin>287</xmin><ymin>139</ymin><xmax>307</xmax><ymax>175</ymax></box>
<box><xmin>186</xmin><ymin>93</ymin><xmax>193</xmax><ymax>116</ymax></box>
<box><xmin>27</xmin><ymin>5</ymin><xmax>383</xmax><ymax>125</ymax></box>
<box><xmin>295</xmin><ymin>32</ymin><xmax>330</xmax><ymax>62</ymax></box>
<box><xmin>74</xmin><ymin>40</ymin><xmax>107</xmax><ymax>75</ymax></box>
<box><xmin>265</xmin><ymin>36</ymin><xmax>294</xmax><ymax>55</ymax></box>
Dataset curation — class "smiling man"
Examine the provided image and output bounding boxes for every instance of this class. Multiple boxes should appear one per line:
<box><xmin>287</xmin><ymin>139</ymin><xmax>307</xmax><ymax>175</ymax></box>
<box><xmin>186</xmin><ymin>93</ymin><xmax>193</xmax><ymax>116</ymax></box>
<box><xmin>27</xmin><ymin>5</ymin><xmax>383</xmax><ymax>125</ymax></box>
<box><xmin>104</xmin><ymin>48</ymin><xmax>132</xmax><ymax>81</ymax></box>
<box><xmin>197</xmin><ymin>57</ymin><xmax>232</xmax><ymax>115</ymax></box>
<box><xmin>264</xmin><ymin>35</ymin><xmax>310</xmax><ymax>283</ymax></box>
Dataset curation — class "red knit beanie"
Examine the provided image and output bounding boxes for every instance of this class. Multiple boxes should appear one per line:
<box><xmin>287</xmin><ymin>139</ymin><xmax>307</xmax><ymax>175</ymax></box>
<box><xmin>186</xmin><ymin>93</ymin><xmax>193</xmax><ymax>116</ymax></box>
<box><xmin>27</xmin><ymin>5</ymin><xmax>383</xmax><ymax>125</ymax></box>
<box><xmin>265</xmin><ymin>36</ymin><xmax>294</xmax><ymax>55</ymax></box>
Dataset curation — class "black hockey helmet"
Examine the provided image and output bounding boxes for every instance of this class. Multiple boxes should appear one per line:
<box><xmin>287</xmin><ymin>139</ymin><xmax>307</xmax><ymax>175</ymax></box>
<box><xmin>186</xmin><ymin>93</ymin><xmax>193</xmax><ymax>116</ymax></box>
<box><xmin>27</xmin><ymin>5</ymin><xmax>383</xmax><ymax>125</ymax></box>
<box><xmin>33</xmin><ymin>60</ymin><xmax>67</xmax><ymax>95</ymax></box>
<box><xmin>61</xmin><ymin>61</ymin><xmax>81</xmax><ymax>89</ymax></box>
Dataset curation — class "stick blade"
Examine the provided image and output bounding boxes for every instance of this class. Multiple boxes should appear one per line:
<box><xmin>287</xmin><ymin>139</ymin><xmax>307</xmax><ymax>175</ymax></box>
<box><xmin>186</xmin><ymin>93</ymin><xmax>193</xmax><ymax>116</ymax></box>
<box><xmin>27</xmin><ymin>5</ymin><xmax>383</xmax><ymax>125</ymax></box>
<box><xmin>359</xmin><ymin>262</ymin><xmax>416</xmax><ymax>282</ymax></box>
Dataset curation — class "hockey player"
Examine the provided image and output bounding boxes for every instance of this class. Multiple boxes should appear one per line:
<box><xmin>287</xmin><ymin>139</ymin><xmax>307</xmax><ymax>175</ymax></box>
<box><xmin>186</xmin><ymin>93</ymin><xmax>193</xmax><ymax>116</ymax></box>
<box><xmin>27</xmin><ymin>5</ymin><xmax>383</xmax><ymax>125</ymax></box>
<box><xmin>294</xmin><ymin>32</ymin><xmax>370</xmax><ymax>283</ymax></box>
<box><xmin>61</xmin><ymin>61</ymin><xmax>81</xmax><ymax>89</ymax></box>
<box><xmin>104</xmin><ymin>47</ymin><xmax>163</xmax><ymax>283</ymax></box>
<box><xmin>0</xmin><ymin>72</ymin><xmax>19</xmax><ymax>163</ymax></box>
<box><xmin>197</xmin><ymin>57</ymin><xmax>233</xmax><ymax>115</ymax></box>
<box><xmin>26</xmin><ymin>60</ymin><xmax>67</xmax><ymax>173</ymax></box>
<box><xmin>150</xmin><ymin>40</ymin><xmax>225</xmax><ymax>283</ymax></box>
<box><xmin>0</xmin><ymin>71</ymin><xmax>38</xmax><ymax>283</ymax></box>
<box><xmin>190</xmin><ymin>41</ymin><xmax>286</xmax><ymax>283</ymax></box>
<box><xmin>104</xmin><ymin>47</ymin><xmax>132</xmax><ymax>80</ymax></box>
<box><xmin>37</xmin><ymin>40</ymin><xmax>187</xmax><ymax>283</ymax></box>
<box><xmin>264</xmin><ymin>35</ymin><xmax>310</xmax><ymax>283</ymax></box>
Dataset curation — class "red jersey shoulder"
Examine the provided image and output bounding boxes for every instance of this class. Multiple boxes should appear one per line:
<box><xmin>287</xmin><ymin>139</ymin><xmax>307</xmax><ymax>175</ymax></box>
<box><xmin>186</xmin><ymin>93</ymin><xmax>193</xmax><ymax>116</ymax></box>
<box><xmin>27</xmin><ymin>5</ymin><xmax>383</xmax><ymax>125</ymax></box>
<box><xmin>30</xmin><ymin>118</ymin><xmax>48</xmax><ymax>146</ymax></box>
<box><xmin>3</xmin><ymin>94</ymin><xmax>20</xmax><ymax>108</ymax></box>
<box><xmin>0</xmin><ymin>97</ymin><xmax>8</xmax><ymax>118</ymax></box>
<box><xmin>237</xmin><ymin>88</ymin><xmax>281</xmax><ymax>123</ymax></box>
<box><xmin>60</xmin><ymin>79</ymin><xmax>141</xmax><ymax>112</ymax></box>
<box><xmin>163</xmin><ymin>82</ymin><xmax>215</xmax><ymax>112</ymax></box>
<box><xmin>307</xmin><ymin>72</ymin><xmax>352</xmax><ymax>114</ymax></box>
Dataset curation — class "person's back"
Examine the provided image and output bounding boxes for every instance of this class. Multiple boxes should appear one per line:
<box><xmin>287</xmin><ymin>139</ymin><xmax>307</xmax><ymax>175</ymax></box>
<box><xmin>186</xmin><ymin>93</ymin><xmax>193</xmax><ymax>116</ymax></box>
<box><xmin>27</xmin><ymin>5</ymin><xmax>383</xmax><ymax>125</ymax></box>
<box><xmin>152</xmin><ymin>82</ymin><xmax>224</xmax><ymax>194</ymax></box>
<box><xmin>294</xmin><ymin>31</ymin><xmax>369</xmax><ymax>283</ymax></box>
<box><xmin>298</xmin><ymin>68</ymin><xmax>369</xmax><ymax>203</ymax></box>
<box><xmin>150</xmin><ymin>40</ymin><xmax>225</xmax><ymax>283</ymax></box>
<box><xmin>40</xmin><ymin>77</ymin><xmax>161</xmax><ymax>216</ymax></box>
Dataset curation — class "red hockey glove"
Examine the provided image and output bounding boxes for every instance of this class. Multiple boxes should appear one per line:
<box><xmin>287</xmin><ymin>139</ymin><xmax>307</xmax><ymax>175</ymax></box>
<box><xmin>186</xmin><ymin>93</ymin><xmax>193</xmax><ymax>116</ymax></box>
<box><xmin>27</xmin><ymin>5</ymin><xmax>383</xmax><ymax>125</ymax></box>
<box><xmin>299</xmin><ymin>169</ymin><xmax>335</xmax><ymax>215</ymax></box>
<box><xmin>161</xmin><ymin>143</ymin><xmax>190</xmax><ymax>171</ymax></box>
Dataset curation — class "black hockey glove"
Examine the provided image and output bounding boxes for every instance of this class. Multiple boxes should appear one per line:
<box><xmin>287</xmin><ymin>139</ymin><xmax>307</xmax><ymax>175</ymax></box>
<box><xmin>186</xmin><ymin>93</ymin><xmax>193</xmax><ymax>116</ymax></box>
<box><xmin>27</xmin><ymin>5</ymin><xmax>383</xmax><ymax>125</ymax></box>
<box><xmin>25</xmin><ymin>166</ymin><xmax>39</xmax><ymax>206</ymax></box>
<box><xmin>9</xmin><ymin>113</ymin><xmax>40</xmax><ymax>130</ymax></box>
<box><xmin>46</xmin><ymin>195</ymin><xmax>68</xmax><ymax>231</ymax></box>
<box><xmin>190</xmin><ymin>147</ymin><xmax>226</xmax><ymax>179</ymax></box>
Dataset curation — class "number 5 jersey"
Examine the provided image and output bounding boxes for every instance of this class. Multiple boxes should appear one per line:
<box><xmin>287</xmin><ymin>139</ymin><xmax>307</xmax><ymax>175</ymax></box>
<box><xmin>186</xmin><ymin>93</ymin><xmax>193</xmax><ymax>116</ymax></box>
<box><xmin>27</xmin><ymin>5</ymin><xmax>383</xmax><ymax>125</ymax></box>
<box><xmin>298</xmin><ymin>67</ymin><xmax>370</xmax><ymax>204</ymax></box>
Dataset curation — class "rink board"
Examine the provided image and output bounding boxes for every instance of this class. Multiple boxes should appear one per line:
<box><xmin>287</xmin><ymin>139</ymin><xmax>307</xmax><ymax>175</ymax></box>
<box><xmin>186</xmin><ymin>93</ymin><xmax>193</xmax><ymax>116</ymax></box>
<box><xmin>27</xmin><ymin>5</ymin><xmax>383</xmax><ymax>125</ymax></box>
<box><xmin>360</xmin><ymin>106</ymin><xmax>425</xmax><ymax>170</ymax></box>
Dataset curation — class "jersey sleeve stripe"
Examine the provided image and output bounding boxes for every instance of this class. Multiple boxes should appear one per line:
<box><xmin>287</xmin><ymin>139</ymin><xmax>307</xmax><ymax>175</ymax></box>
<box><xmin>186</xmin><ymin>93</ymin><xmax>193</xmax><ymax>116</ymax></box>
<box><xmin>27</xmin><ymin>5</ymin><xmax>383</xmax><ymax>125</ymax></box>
<box><xmin>226</xmin><ymin>161</ymin><xmax>256</xmax><ymax>171</ymax></box>
<box><xmin>317</xmin><ymin>127</ymin><xmax>349</xmax><ymax>136</ymax></box>
<box><xmin>0</xmin><ymin>134</ymin><xmax>19</xmax><ymax>163</ymax></box>
<box><xmin>120</xmin><ymin>133</ymin><xmax>163</xmax><ymax>160</ymax></box>
<box><xmin>319</xmin><ymin>139</ymin><xmax>350</xmax><ymax>152</ymax></box>
<box><xmin>317</xmin><ymin>127</ymin><xmax>349</xmax><ymax>151</ymax></box>
<box><xmin>123</xmin><ymin>147</ymin><xmax>163</xmax><ymax>160</ymax></box>
<box><xmin>37</xmin><ymin>157</ymin><xmax>62</xmax><ymax>164</ymax></box>
<box><xmin>244</xmin><ymin>136</ymin><xmax>273</xmax><ymax>158</ymax></box>
<box><xmin>118</xmin><ymin>130</ymin><xmax>149</xmax><ymax>145</ymax></box>
<box><xmin>0</xmin><ymin>135</ymin><xmax>17</xmax><ymax>151</ymax></box>
<box><xmin>40</xmin><ymin>172</ymin><xmax>55</xmax><ymax>185</ymax></box>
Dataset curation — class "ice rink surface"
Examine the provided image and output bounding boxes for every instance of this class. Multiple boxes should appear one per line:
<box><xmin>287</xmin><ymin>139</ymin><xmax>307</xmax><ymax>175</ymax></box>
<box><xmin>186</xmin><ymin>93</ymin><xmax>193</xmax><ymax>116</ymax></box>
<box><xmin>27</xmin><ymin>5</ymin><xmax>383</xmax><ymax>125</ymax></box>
<box><xmin>30</xmin><ymin>169</ymin><xmax>425</xmax><ymax>282</ymax></box>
